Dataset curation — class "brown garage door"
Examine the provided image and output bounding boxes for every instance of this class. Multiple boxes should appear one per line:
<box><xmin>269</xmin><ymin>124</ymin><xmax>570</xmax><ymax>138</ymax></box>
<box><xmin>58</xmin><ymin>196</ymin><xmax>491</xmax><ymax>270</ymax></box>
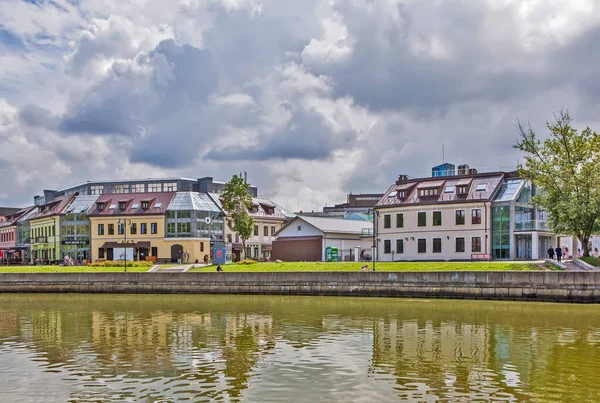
<box><xmin>272</xmin><ymin>236</ymin><xmax>322</xmax><ymax>262</ymax></box>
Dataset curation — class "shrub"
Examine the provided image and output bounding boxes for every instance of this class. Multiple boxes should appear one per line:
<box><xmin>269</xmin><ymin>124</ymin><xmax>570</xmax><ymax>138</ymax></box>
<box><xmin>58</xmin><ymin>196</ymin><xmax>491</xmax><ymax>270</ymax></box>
<box><xmin>236</xmin><ymin>259</ymin><xmax>257</xmax><ymax>265</ymax></box>
<box><xmin>87</xmin><ymin>260</ymin><xmax>153</xmax><ymax>268</ymax></box>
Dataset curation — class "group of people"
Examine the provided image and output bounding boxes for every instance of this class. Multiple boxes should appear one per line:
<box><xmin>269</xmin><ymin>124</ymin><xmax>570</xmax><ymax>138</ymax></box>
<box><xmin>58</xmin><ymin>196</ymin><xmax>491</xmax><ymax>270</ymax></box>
<box><xmin>63</xmin><ymin>255</ymin><xmax>75</xmax><ymax>266</ymax></box>
<box><xmin>361</xmin><ymin>264</ymin><xmax>374</xmax><ymax>271</ymax></box>
<box><xmin>547</xmin><ymin>246</ymin><xmax>570</xmax><ymax>263</ymax></box>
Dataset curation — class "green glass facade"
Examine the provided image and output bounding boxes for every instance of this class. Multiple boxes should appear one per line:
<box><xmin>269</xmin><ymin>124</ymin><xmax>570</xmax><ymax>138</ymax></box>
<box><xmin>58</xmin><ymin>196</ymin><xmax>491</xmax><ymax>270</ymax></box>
<box><xmin>492</xmin><ymin>206</ymin><xmax>511</xmax><ymax>259</ymax></box>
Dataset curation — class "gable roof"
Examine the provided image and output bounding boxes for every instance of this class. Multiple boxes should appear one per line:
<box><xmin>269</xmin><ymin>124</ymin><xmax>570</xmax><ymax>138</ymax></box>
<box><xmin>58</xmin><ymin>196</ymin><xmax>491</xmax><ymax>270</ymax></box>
<box><xmin>0</xmin><ymin>206</ymin><xmax>36</xmax><ymax>229</ymax></box>
<box><xmin>209</xmin><ymin>194</ymin><xmax>295</xmax><ymax>220</ymax></box>
<box><xmin>292</xmin><ymin>216</ymin><xmax>372</xmax><ymax>235</ymax></box>
<box><xmin>28</xmin><ymin>194</ymin><xmax>78</xmax><ymax>220</ymax></box>
<box><xmin>87</xmin><ymin>192</ymin><xmax>175</xmax><ymax>216</ymax></box>
<box><xmin>377</xmin><ymin>172</ymin><xmax>507</xmax><ymax>208</ymax></box>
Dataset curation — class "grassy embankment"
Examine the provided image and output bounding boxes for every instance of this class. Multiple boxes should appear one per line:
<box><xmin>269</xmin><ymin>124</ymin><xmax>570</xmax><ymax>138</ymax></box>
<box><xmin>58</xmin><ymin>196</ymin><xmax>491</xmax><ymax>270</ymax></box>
<box><xmin>189</xmin><ymin>261</ymin><xmax>542</xmax><ymax>272</ymax></box>
<box><xmin>0</xmin><ymin>265</ymin><xmax>152</xmax><ymax>273</ymax></box>
<box><xmin>581</xmin><ymin>256</ymin><xmax>600</xmax><ymax>267</ymax></box>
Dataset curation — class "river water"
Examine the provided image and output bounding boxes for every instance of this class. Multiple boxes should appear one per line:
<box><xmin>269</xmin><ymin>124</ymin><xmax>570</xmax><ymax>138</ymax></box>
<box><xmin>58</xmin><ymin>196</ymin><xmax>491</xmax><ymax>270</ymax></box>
<box><xmin>0</xmin><ymin>294</ymin><xmax>599</xmax><ymax>402</ymax></box>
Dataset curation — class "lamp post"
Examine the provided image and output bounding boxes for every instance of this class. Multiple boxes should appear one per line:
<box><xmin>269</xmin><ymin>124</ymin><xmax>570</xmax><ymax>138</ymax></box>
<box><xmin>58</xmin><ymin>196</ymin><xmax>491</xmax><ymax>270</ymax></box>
<box><xmin>372</xmin><ymin>209</ymin><xmax>379</xmax><ymax>271</ymax></box>
<box><xmin>118</xmin><ymin>218</ymin><xmax>132</xmax><ymax>272</ymax></box>
<box><xmin>51</xmin><ymin>216</ymin><xmax>59</xmax><ymax>265</ymax></box>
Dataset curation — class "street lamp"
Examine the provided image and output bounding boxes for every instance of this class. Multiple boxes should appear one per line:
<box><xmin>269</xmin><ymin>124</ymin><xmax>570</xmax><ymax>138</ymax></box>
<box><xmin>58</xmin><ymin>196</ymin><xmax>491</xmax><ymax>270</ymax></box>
<box><xmin>371</xmin><ymin>209</ymin><xmax>379</xmax><ymax>271</ymax></box>
<box><xmin>117</xmin><ymin>218</ymin><xmax>132</xmax><ymax>272</ymax></box>
<box><xmin>51</xmin><ymin>216</ymin><xmax>59</xmax><ymax>265</ymax></box>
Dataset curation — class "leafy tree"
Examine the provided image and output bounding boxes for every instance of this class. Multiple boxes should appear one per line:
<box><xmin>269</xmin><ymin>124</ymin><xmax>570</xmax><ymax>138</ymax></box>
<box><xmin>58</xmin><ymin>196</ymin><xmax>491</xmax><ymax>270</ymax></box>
<box><xmin>222</xmin><ymin>175</ymin><xmax>254</xmax><ymax>260</ymax></box>
<box><xmin>515</xmin><ymin>110</ymin><xmax>600</xmax><ymax>256</ymax></box>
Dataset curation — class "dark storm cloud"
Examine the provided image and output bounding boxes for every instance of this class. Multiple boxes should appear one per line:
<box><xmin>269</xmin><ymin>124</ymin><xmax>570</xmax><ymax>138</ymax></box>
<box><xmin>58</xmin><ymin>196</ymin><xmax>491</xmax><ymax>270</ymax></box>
<box><xmin>205</xmin><ymin>108</ymin><xmax>356</xmax><ymax>161</ymax></box>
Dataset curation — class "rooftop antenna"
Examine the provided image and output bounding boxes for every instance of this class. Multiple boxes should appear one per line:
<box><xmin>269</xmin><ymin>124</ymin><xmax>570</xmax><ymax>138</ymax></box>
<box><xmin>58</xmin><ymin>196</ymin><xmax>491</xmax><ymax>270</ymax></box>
<box><xmin>442</xmin><ymin>143</ymin><xmax>445</xmax><ymax>163</ymax></box>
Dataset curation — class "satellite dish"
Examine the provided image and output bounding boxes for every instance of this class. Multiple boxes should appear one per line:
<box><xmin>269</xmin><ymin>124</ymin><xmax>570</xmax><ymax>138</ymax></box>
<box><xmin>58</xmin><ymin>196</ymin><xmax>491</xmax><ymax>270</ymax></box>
<box><xmin>204</xmin><ymin>217</ymin><xmax>212</xmax><ymax>224</ymax></box>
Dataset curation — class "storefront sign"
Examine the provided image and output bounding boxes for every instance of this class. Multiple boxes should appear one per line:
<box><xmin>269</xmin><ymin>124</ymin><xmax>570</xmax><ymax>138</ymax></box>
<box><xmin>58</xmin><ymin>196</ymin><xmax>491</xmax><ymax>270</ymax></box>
<box><xmin>62</xmin><ymin>240</ymin><xmax>89</xmax><ymax>246</ymax></box>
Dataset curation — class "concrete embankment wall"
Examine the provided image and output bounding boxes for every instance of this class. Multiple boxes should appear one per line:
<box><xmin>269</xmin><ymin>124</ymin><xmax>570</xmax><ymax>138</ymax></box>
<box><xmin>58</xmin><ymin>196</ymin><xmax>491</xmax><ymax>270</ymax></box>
<box><xmin>0</xmin><ymin>271</ymin><xmax>599</xmax><ymax>303</ymax></box>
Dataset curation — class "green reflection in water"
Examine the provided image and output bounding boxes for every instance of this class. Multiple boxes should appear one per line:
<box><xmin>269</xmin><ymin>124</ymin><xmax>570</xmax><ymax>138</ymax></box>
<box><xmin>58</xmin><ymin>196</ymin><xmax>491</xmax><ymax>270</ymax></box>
<box><xmin>0</xmin><ymin>294</ymin><xmax>599</xmax><ymax>402</ymax></box>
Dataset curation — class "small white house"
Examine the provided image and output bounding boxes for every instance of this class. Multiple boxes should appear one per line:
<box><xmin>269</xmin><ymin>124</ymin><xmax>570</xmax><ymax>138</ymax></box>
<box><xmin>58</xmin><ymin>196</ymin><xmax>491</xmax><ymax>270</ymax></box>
<box><xmin>272</xmin><ymin>216</ymin><xmax>373</xmax><ymax>262</ymax></box>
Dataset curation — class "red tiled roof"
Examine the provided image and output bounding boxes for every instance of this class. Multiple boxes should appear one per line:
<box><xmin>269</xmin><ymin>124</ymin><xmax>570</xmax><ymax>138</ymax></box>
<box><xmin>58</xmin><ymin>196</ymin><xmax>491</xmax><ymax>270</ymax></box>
<box><xmin>377</xmin><ymin>173</ymin><xmax>505</xmax><ymax>208</ymax></box>
<box><xmin>28</xmin><ymin>194</ymin><xmax>77</xmax><ymax>220</ymax></box>
<box><xmin>0</xmin><ymin>206</ymin><xmax>35</xmax><ymax>229</ymax></box>
<box><xmin>88</xmin><ymin>192</ymin><xmax>175</xmax><ymax>216</ymax></box>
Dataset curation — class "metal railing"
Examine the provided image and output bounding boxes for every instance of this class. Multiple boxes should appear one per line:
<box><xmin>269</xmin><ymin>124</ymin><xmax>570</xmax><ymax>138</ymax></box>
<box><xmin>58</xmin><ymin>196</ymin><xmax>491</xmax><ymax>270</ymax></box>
<box><xmin>514</xmin><ymin>220</ymin><xmax>550</xmax><ymax>231</ymax></box>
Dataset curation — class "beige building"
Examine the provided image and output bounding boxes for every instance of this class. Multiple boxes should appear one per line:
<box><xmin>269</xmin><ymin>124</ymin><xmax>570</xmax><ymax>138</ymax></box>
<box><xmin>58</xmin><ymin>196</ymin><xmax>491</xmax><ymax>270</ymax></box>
<box><xmin>214</xmin><ymin>196</ymin><xmax>295</xmax><ymax>261</ymax></box>
<box><xmin>376</xmin><ymin>173</ymin><xmax>504</xmax><ymax>261</ymax></box>
<box><xmin>88</xmin><ymin>192</ymin><xmax>210</xmax><ymax>263</ymax></box>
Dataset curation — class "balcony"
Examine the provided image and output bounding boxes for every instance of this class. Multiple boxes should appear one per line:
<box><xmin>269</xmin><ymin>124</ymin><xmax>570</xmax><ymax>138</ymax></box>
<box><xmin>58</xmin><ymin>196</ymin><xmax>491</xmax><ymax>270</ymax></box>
<box><xmin>35</xmin><ymin>236</ymin><xmax>48</xmax><ymax>243</ymax></box>
<box><xmin>514</xmin><ymin>220</ymin><xmax>550</xmax><ymax>232</ymax></box>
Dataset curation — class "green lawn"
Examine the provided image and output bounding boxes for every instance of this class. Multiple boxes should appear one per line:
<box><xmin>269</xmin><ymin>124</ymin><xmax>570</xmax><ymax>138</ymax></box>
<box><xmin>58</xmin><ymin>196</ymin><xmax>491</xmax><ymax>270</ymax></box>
<box><xmin>189</xmin><ymin>261</ymin><xmax>542</xmax><ymax>272</ymax></box>
<box><xmin>0</xmin><ymin>266</ymin><xmax>151</xmax><ymax>273</ymax></box>
<box><xmin>581</xmin><ymin>256</ymin><xmax>600</xmax><ymax>267</ymax></box>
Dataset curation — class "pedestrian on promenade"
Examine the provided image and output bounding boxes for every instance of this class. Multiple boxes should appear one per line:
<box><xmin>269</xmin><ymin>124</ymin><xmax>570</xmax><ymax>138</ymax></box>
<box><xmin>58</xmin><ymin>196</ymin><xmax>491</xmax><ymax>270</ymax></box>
<box><xmin>547</xmin><ymin>247</ymin><xmax>555</xmax><ymax>260</ymax></box>
<box><xmin>216</xmin><ymin>265</ymin><xmax>223</xmax><ymax>272</ymax></box>
<box><xmin>555</xmin><ymin>246</ymin><xmax>563</xmax><ymax>263</ymax></box>
<box><xmin>361</xmin><ymin>264</ymin><xmax>370</xmax><ymax>271</ymax></box>
<box><xmin>564</xmin><ymin>247</ymin><xmax>569</xmax><ymax>260</ymax></box>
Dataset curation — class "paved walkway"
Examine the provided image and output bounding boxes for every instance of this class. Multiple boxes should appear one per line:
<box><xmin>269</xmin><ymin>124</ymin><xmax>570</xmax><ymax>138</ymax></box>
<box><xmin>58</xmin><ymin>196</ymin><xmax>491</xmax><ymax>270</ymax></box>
<box><xmin>154</xmin><ymin>264</ymin><xmax>209</xmax><ymax>273</ymax></box>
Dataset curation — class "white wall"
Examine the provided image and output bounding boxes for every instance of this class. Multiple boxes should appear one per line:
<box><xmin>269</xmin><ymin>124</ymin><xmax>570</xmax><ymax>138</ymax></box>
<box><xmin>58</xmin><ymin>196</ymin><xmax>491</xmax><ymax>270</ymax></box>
<box><xmin>278</xmin><ymin>218</ymin><xmax>323</xmax><ymax>238</ymax></box>
<box><xmin>322</xmin><ymin>235</ymin><xmax>372</xmax><ymax>261</ymax></box>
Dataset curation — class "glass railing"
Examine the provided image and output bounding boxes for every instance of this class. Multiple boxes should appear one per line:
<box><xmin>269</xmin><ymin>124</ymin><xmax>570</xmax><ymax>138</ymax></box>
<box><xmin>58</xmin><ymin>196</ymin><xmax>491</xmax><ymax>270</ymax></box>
<box><xmin>514</xmin><ymin>220</ymin><xmax>550</xmax><ymax>231</ymax></box>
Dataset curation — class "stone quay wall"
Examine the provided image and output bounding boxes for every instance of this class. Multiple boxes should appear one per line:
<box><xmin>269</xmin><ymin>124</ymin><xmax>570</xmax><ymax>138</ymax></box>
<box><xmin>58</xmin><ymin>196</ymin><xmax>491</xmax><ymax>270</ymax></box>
<box><xmin>0</xmin><ymin>271</ymin><xmax>599</xmax><ymax>303</ymax></box>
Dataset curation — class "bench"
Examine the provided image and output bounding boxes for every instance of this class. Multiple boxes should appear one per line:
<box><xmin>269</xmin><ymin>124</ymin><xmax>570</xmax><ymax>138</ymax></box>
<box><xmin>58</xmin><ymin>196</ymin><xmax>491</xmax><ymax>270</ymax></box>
<box><xmin>471</xmin><ymin>253</ymin><xmax>492</xmax><ymax>261</ymax></box>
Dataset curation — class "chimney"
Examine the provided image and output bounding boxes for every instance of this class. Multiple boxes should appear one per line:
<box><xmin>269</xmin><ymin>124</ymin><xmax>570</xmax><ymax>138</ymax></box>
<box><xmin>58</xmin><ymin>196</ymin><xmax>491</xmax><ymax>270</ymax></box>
<box><xmin>468</xmin><ymin>168</ymin><xmax>478</xmax><ymax>175</ymax></box>
<box><xmin>244</xmin><ymin>171</ymin><xmax>247</xmax><ymax>183</ymax></box>
<box><xmin>397</xmin><ymin>174</ymin><xmax>409</xmax><ymax>184</ymax></box>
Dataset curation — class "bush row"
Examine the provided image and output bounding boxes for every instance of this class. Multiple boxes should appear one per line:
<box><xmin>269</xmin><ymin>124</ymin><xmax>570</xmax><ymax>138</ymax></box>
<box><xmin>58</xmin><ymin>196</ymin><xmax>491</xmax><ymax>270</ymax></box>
<box><xmin>87</xmin><ymin>260</ymin><xmax>154</xmax><ymax>267</ymax></box>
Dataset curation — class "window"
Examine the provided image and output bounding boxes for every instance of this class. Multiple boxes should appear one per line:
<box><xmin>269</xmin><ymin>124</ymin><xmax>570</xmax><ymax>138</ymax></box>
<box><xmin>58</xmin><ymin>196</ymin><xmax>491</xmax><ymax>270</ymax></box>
<box><xmin>455</xmin><ymin>210</ymin><xmax>465</xmax><ymax>225</ymax></box>
<box><xmin>109</xmin><ymin>204</ymin><xmax>117</xmax><ymax>210</ymax></box>
<box><xmin>151</xmin><ymin>223</ymin><xmax>157</xmax><ymax>234</ymax></box>
<box><xmin>384</xmin><ymin>239</ymin><xmax>391</xmax><ymax>254</ymax></box>
<box><xmin>235</xmin><ymin>234</ymin><xmax>239</xmax><ymax>243</ymax></box>
<box><xmin>148</xmin><ymin>183</ymin><xmax>162</xmax><ymax>192</ymax></box>
<box><xmin>97</xmin><ymin>203</ymin><xmax>104</xmax><ymax>211</ymax></box>
<box><xmin>98</xmin><ymin>224</ymin><xmax>104</xmax><ymax>235</ymax></box>
<box><xmin>388</xmin><ymin>191</ymin><xmax>397</xmax><ymax>198</ymax></box>
<box><xmin>167</xmin><ymin>210</ymin><xmax>176</xmax><ymax>219</ymax></box>
<box><xmin>141</xmin><ymin>201</ymin><xmax>149</xmax><ymax>209</ymax></box>
<box><xmin>141</xmin><ymin>223</ymin><xmax>147</xmax><ymax>234</ymax></box>
<box><xmin>167</xmin><ymin>223</ymin><xmax>176</xmax><ymax>233</ymax></box>
<box><xmin>264</xmin><ymin>226</ymin><xmax>269</xmax><ymax>236</ymax></box>
<box><xmin>476</xmin><ymin>184</ymin><xmax>487</xmax><ymax>191</ymax></box>
<box><xmin>384</xmin><ymin>214</ymin><xmax>391</xmax><ymax>228</ymax></box>
<box><xmin>118</xmin><ymin>223</ymin><xmax>124</xmax><ymax>235</ymax></box>
<box><xmin>418</xmin><ymin>239</ymin><xmax>427</xmax><ymax>253</ymax></box>
<box><xmin>254</xmin><ymin>247</ymin><xmax>259</xmax><ymax>258</ymax></box>
<box><xmin>91</xmin><ymin>185</ymin><xmax>104</xmax><ymax>195</ymax></box>
<box><xmin>418</xmin><ymin>212</ymin><xmax>426</xmax><ymax>226</ymax></box>
<box><xmin>398</xmin><ymin>191</ymin><xmax>406</xmax><ymax>198</ymax></box>
<box><xmin>151</xmin><ymin>247</ymin><xmax>158</xmax><ymax>257</ymax></box>
<box><xmin>297</xmin><ymin>225</ymin><xmax>301</xmax><ymax>231</ymax></box>
<box><xmin>254</xmin><ymin>225</ymin><xmax>259</xmax><ymax>236</ymax></box>
<box><xmin>271</xmin><ymin>226</ymin><xmax>276</xmax><ymax>236</ymax></box>
<box><xmin>108</xmin><ymin>224</ymin><xmax>114</xmax><ymax>235</ymax></box>
<box><xmin>433</xmin><ymin>211</ymin><xmax>442</xmax><ymax>226</ymax></box>
<box><xmin>177</xmin><ymin>222</ymin><xmax>191</xmax><ymax>233</ymax></box>
<box><xmin>98</xmin><ymin>248</ymin><xmax>105</xmax><ymax>259</ymax></box>
<box><xmin>179</xmin><ymin>210</ymin><xmax>191</xmax><ymax>218</ymax></box>
<box><xmin>163</xmin><ymin>182</ymin><xmax>177</xmax><ymax>192</ymax></box>
<box><xmin>457</xmin><ymin>186</ymin><xmax>468</xmax><ymax>195</ymax></box>
<box><xmin>456</xmin><ymin>237</ymin><xmax>465</xmax><ymax>253</ymax></box>
<box><xmin>472</xmin><ymin>237</ymin><xmax>482</xmax><ymax>253</ymax></box>
<box><xmin>472</xmin><ymin>209</ymin><xmax>482</xmax><ymax>224</ymax></box>
<box><xmin>433</xmin><ymin>238</ymin><xmax>442</xmax><ymax>253</ymax></box>
<box><xmin>200</xmin><ymin>242</ymin><xmax>204</xmax><ymax>252</ymax></box>
<box><xmin>131</xmin><ymin>184</ymin><xmax>145</xmax><ymax>193</ymax></box>
<box><xmin>130</xmin><ymin>223</ymin><xmax>137</xmax><ymax>235</ymax></box>
<box><xmin>113</xmin><ymin>184</ymin><xmax>129</xmax><ymax>193</ymax></box>
<box><xmin>419</xmin><ymin>188</ymin><xmax>439</xmax><ymax>197</ymax></box>
<box><xmin>154</xmin><ymin>202</ymin><xmax>163</xmax><ymax>209</ymax></box>
<box><xmin>396</xmin><ymin>213</ymin><xmax>403</xmax><ymax>228</ymax></box>
<box><xmin>445</xmin><ymin>186</ymin><xmax>455</xmax><ymax>193</ymax></box>
<box><xmin>396</xmin><ymin>239</ymin><xmax>404</xmax><ymax>254</ymax></box>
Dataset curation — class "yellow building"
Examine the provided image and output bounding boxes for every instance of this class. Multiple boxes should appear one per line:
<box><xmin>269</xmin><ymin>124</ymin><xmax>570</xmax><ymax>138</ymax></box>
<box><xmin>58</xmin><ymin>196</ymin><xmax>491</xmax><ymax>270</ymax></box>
<box><xmin>28</xmin><ymin>194</ymin><xmax>77</xmax><ymax>264</ymax></box>
<box><xmin>88</xmin><ymin>192</ymin><xmax>209</xmax><ymax>263</ymax></box>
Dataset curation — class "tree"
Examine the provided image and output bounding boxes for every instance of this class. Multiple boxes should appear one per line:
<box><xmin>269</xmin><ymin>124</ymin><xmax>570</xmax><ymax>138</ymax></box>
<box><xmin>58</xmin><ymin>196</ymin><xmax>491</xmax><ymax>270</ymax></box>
<box><xmin>222</xmin><ymin>175</ymin><xmax>254</xmax><ymax>260</ymax></box>
<box><xmin>515</xmin><ymin>110</ymin><xmax>600</xmax><ymax>256</ymax></box>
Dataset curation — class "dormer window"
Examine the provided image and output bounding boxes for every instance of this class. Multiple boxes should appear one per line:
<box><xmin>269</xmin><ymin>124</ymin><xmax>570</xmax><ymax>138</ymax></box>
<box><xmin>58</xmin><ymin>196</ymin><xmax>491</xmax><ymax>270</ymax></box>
<box><xmin>141</xmin><ymin>201</ymin><xmax>149</xmax><ymax>209</ymax></box>
<box><xmin>418</xmin><ymin>188</ymin><xmax>439</xmax><ymax>197</ymax></box>
<box><xmin>457</xmin><ymin>186</ymin><xmax>469</xmax><ymax>195</ymax></box>
<box><xmin>119</xmin><ymin>202</ymin><xmax>126</xmax><ymax>210</ymax></box>
<box><xmin>97</xmin><ymin>203</ymin><xmax>104</xmax><ymax>211</ymax></box>
<box><xmin>398</xmin><ymin>191</ymin><xmax>407</xmax><ymax>198</ymax></box>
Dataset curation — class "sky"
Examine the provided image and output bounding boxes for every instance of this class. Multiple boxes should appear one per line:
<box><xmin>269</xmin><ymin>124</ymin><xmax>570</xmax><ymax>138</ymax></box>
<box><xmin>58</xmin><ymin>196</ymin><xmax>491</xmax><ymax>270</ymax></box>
<box><xmin>1</xmin><ymin>0</ymin><xmax>600</xmax><ymax>211</ymax></box>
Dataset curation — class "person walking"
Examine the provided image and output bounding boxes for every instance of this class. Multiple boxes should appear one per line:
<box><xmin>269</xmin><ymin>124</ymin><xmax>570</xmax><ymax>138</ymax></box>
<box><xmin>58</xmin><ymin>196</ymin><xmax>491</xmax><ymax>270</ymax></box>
<box><xmin>216</xmin><ymin>265</ymin><xmax>223</xmax><ymax>272</ymax></box>
<box><xmin>547</xmin><ymin>246</ymin><xmax>555</xmax><ymax>260</ymax></box>
<box><xmin>555</xmin><ymin>246</ymin><xmax>563</xmax><ymax>263</ymax></box>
